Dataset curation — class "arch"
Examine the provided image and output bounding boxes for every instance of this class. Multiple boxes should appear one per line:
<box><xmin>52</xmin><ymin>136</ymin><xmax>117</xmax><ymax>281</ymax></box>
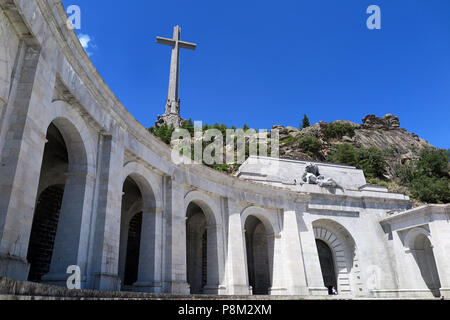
<box><xmin>118</xmin><ymin>166</ymin><xmax>163</xmax><ymax>292</ymax></box>
<box><xmin>184</xmin><ymin>193</ymin><xmax>223</xmax><ymax>294</ymax></box>
<box><xmin>241</xmin><ymin>206</ymin><xmax>278</xmax><ymax>295</ymax></box>
<box><xmin>184</xmin><ymin>190</ymin><xmax>221</xmax><ymax>227</ymax></box>
<box><xmin>404</xmin><ymin>227</ymin><xmax>441</xmax><ymax>297</ymax></box>
<box><xmin>28</xmin><ymin>115</ymin><xmax>93</xmax><ymax>285</ymax></box>
<box><xmin>312</xmin><ymin>219</ymin><xmax>360</xmax><ymax>296</ymax></box>
<box><xmin>43</xmin><ymin>100</ymin><xmax>97</xmax><ymax>176</ymax></box>
<box><xmin>122</xmin><ymin>161</ymin><xmax>162</xmax><ymax>211</ymax></box>
<box><xmin>404</xmin><ymin>227</ymin><xmax>432</xmax><ymax>250</ymax></box>
<box><xmin>241</xmin><ymin>206</ymin><xmax>278</xmax><ymax>236</ymax></box>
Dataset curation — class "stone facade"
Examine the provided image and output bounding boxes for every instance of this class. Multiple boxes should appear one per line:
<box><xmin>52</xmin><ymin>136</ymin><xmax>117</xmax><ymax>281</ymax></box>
<box><xmin>0</xmin><ymin>0</ymin><xmax>448</xmax><ymax>299</ymax></box>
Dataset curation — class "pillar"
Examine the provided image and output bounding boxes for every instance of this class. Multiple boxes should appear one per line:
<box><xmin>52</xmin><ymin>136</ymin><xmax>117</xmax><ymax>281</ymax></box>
<box><xmin>224</xmin><ymin>200</ymin><xmax>250</xmax><ymax>295</ymax></box>
<box><xmin>267</xmin><ymin>233</ymin><xmax>288</xmax><ymax>295</ymax></box>
<box><xmin>87</xmin><ymin>133</ymin><xmax>124</xmax><ymax>291</ymax></box>
<box><xmin>429</xmin><ymin>221</ymin><xmax>450</xmax><ymax>296</ymax></box>
<box><xmin>296</xmin><ymin>205</ymin><xmax>328</xmax><ymax>296</ymax></box>
<box><xmin>133</xmin><ymin>207</ymin><xmax>164</xmax><ymax>293</ymax></box>
<box><xmin>203</xmin><ymin>224</ymin><xmax>223</xmax><ymax>294</ymax></box>
<box><xmin>275</xmin><ymin>207</ymin><xmax>309</xmax><ymax>295</ymax></box>
<box><xmin>162</xmin><ymin>173</ymin><xmax>190</xmax><ymax>294</ymax></box>
<box><xmin>0</xmin><ymin>42</ymin><xmax>49</xmax><ymax>280</ymax></box>
<box><xmin>41</xmin><ymin>172</ymin><xmax>95</xmax><ymax>287</ymax></box>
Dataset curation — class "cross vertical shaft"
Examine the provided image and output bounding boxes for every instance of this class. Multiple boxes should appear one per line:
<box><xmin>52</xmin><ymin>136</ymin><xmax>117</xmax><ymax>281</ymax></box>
<box><xmin>156</xmin><ymin>26</ymin><xmax>196</xmax><ymax>128</ymax></box>
<box><xmin>168</xmin><ymin>26</ymin><xmax>180</xmax><ymax>104</ymax></box>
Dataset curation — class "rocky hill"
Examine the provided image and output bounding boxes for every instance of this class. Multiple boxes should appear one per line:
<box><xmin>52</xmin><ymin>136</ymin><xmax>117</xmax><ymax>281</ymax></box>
<box><xmin>274</xmin><ymin>114</ymin><xmax>434</xmax><ymax>181</ymax></box>
<box><xmin>150</xmin><ymin>113</ymin><xmax>449</xmax><ymax>204</ymax></box>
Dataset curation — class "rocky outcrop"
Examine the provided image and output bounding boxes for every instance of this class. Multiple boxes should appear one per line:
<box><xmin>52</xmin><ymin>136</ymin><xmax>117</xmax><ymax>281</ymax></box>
<box><xmin>275</xmin><ymin>114</ymin><xmax>434</xmax><ymax>180</ymax></box>
<box><xmin>362</xmin><ymin>114</ymin><xmax>400</xmax><ymax>130</ymax></box>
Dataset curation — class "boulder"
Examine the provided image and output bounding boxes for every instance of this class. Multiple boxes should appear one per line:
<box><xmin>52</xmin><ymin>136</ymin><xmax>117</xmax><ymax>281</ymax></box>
<box><xmin>362</xmin><ymin>114</ymin><xmax>400</xmax><ymax>130</ymax></box>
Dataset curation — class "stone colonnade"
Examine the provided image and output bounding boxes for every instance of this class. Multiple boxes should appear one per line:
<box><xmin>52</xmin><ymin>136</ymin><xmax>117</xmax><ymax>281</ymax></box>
<box><xmin>0</xmin><ymin>0</ymin><xmax>448</xmax><ymax>299</ymax></box>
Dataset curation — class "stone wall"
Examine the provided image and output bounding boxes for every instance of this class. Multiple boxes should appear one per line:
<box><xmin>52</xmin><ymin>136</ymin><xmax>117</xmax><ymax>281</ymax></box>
<box><xmin>0</xmin><ymin>0</ymin><xmax>447</xmax><ymax>300</ymax></box>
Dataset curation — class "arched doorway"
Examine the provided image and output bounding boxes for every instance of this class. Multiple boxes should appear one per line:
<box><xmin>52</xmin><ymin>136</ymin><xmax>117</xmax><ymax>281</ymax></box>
<box><xmin>27</xmin><ymin>123</ymin><xmax>68</xmax><ymax>282</ymax></box>
<box><xmin>27</xmin><ymin>120</ymin><xmax>90</xmax><ymax>285</ymax></box>
<box><xmin>119</xmin><ymin>177</ymin><xmax>143</xmax><ymax>288</ymax></box>
<box><xmin>245</xmin><ymin>216</ymin><xmax>271</xmax><ymax>295</ymax></box>
<box><xmin>185</xmin><ymin>201</ymin><xmax>220</xmax><ymax>294</ymax></box>
<box><xmin>410</xmin><ymin>233</ymin><xmax>441</xmax><ymax>297</ymax></box>
<box><xmin>315</xmin><ymin>239</ymin><xmax>337</xmax><ymax>294</ymax></box>
<box><xmin>313</xmin><ymin>220</ymin><xmax>361</xmax><ymax>296</ymax></box>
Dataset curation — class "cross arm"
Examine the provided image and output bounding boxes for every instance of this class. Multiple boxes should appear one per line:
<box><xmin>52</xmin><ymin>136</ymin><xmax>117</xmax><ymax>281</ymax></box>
<box><xmin>156</xmin><ymin>36</ymin><xmax>176</xmax><ymax>47</ymax></box>
<box><xmin>179</xmin><ymin>41</ymin><xmax>197</xmax><ymax>50</ymax></box>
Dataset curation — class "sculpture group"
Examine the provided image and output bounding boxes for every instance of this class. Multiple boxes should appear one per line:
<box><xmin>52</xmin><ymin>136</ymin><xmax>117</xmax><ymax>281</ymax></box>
<box><xmin>301</xmin><ymin>163</ymin><xmax>338</xmax><ymax>188</ymax></box>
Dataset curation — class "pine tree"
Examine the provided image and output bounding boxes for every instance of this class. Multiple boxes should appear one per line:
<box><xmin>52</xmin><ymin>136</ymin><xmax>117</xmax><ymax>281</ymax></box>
<box><xmin>301</xmin><ymin>114</ymin><xmax>310</xmax><ymax>129</ymax></box>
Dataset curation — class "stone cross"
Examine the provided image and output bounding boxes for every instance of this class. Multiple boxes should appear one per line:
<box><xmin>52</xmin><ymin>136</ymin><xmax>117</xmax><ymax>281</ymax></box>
<box><xmin>157</xmin><ymin>26</ymin><xmax>196</xmax><ymax>118</ymax></box>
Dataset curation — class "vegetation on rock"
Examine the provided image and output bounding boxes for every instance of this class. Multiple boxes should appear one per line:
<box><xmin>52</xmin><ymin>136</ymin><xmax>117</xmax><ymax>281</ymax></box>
<box><xmin>396</xmin><ymin>148</ymin><xmax>450</xmax><ymax>203</ymax></box>
<box><xmin>149</xmin><ymin>114</ymin><xmax>449</xmax><ymax>205</ymax></box>
<box><xmin>324</xmin><ymin>122</ymin><xmax>355</xmax><ymax>139</ymax></box>
<box><xmin>327</xmin><ymin>143</ymin><xmax>387</xmax><ymax>179</ymax></box>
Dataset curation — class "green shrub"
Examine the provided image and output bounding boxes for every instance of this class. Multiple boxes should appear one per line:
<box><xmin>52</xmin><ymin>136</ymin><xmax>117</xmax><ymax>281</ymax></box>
<box><xmin>324</xmin><ymin>122</ymin><xmax>355</xmax><ymax>139</ymax></box>
<box><xmin>356</xmin><ymin>147</ymin><xmax>387</xmax><ymax>179</ymax></box>
<box><xmin>280</xmin><ymin>136</ymin><xmax>295</xmax><ymax>145</ymax></box>
<box><xmin>328</xmin><ymin>144</ymin><xmax>387</xmax><ymax>179</ymax></box>
<box><xmin>378</xmin><ymin>181</ymin><xmax>389</xmax><ymax>187</ymax></box>
<box><xmin>148</xmin><ymin>123</ymin><xmax>175</xmax><ymax>144</ymax></box>
<box><xmin>298</xmin><ymin>136</ymin><xmax>322</xmax><ymax>156</ymax></box>
<box><xmin>328</xmin><ymin>143</ymin><xmax>358</xmax><ymax>166</ymax></box>
<box><xmin>409</xmin><ymin>176</ymin><xmax>450</xmax><ymax>204</ymax></box>
<box><xmin>397</xmin><ymin>148</ymin><xmax>450</xmax><ymax>203</ymax></box>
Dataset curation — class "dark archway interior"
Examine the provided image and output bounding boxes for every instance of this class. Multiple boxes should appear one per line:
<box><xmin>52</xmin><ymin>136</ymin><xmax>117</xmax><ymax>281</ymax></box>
<box><xmin>124</xmin><ymin>211</ymin><xmax>142</xmax><ymax>286</ymax></box>
<box><xmin>186</xmin><ymin>202</ymin><xmax>207</xmax><ymax>294</ymax></box>
<box><xmin>245</xmin><ymin>216</ymin><xmax>270</xmax><ymax>295</ymax></box>
<box><xmin>27</xmin><ymin>123</ymin><xmax>68</xmax><ymax>281</ymax></box>
<box><xmin>412</xmin><ymin>234</ymin><xmax>441</xmax><ymax>297</ymax></box>
<box><xmin>316</xmin><ymin>239</ymin><xmax>337</xmax><ymax>294</ymax></box>
<box><xmin>122</xmin><ymin>177</ymin><xmax>143</xmax><ymax>286</ymax></box>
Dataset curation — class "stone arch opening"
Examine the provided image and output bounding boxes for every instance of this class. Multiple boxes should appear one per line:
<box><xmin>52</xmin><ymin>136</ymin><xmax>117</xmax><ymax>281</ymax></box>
<box><xmin>119</xmin><ymin>177</ymin><xmax>143</xmax><ymax>287</ymax></box>
<box><xmin>407</xmin><ymin>230</ymin><xmax>441</xmax><ymax>297</ymax></box>
<box><xmin>119</xmin><ymin>171</ymin><xmax>159</xmax><ymax>291</ymax></box>
<box><xmin>313</xmin><ymin>220</ymin><xmax>360</xmax><ymax>296</ymax></box>
<box><xmin>315</xmin><ymin>239</ymin><xmax>337</xmax><ymax>294</ymax></box>
<box><xmin>244</xmin><ymin>215</ymin><xmax>272</xmax><ymax>295</ymax></box>
<box><xmin>186</xmin><ymin>201</ymin><xmax>220</xmax><ymax>294</ymax></box>
<box><xmin>27</xmin><ymin>119</ymin><xmax>89</xmax><ymax>284</ymax></box>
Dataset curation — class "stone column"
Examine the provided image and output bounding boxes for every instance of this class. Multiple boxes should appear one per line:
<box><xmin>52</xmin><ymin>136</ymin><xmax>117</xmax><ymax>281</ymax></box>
<box><xmin>133</xmin><ymin>207</ymin><xmax>164</xmax><ymax>293</ymax></box>
<box><xmin>296</xmin><ymin>205</ymin><xmax>328</xmax><ymax>296</ymax></box>
<box><xmin>276</xmin><ymin>207</ymin><xmax>309</xmax><ymax>295</ymax></box>
<box><xmin>267</xmin><ymin>233</ymin><xmax>287</xmax><ymax>295</ymax></box>
<box><xmin>203</xmin><ymin>224</ymin><xmax>223</xmax><ymax>294</ymax></box>
<box><xmin>162</xmin><ymin>173</ymin><xmax>190</xmax><ymax>294</ymax></box>
<box><xmin>429</xmin><ymin>221</ymin><xmax>450</xmax><ymax>296</ymax></box>
<box><xmin>0</xmin><ymin>43</ymin><xmax>49</xmax><ymax>280</ymax></box>
<box><xmin>391</xmin><ymin>230</ymin><xmax>423</xmax><ymax>297</ymax></box>
<box><xmin>41</xmin><ymin>171</ymin><xmax>95</xmax><ymax>287</ymax></box>
<box><xmin>224</xmin><ymin>200</ymin><xmax>250</xmax><ymax>295</ymax></box>
<box><xmin>87</xmin><ymin>133</ymin><xmax>124</xmax><ymax>291</ymax></box>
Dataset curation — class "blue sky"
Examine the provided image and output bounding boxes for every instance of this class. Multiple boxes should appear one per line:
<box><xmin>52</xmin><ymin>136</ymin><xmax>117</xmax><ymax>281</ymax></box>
<box><xmin>62</xmin><ymin>0</ymin><xmax>450</xmax><ymax>149</ymax></box>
